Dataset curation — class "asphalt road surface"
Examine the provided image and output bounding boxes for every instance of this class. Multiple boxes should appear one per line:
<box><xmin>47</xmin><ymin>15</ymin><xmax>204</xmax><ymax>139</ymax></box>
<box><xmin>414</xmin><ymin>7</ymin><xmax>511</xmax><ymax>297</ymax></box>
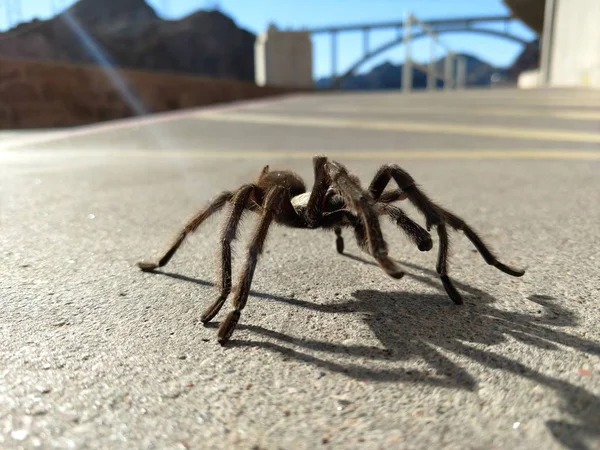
<box><xmin>1</xmin><ymin>88</ymin><xmax>599</xmax><ymax>450</ymax></box>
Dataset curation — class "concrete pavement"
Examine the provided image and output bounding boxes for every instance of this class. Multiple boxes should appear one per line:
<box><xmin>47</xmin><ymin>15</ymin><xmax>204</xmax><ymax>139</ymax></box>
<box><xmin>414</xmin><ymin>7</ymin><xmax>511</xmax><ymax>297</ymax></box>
<box><xmin>1</xmin><ymin>87</ymin><xmax>599</xmax><ymax>450</ymax></box>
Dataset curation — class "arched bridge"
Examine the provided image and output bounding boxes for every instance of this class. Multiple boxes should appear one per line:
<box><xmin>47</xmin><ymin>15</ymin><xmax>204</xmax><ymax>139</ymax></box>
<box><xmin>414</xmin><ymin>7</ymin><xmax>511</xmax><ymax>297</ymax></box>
<box><xmin>297</xmin><ymin>15</ymin><xmax>527</xmax><ymax>88</ymax></box>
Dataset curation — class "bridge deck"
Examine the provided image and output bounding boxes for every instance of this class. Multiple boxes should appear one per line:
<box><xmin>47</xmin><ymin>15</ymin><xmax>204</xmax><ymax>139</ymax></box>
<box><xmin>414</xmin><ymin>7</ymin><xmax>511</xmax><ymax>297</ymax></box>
<box><xmin>1</xmin><ymin>87</ymin><xmax>599</xmax><ymax>450</ymax></box>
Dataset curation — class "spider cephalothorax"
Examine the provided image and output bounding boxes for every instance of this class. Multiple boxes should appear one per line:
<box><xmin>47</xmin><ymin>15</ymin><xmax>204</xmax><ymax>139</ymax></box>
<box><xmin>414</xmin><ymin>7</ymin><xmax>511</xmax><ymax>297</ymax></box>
<box><xmin>138</xmin><ymin>156</ymin><xmax>525</xmax><ymax>345</ymax></box>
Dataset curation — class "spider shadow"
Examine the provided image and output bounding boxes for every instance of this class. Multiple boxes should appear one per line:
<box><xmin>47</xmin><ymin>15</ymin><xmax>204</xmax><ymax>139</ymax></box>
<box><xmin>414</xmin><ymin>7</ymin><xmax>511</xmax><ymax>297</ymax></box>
<box><xmin>232</xmin><ymin>255</ymin><xmax>599</xmax><ymax>450</ymax></box>
<box><xmin>150</xmin><ymin>258</ymin><xmax>600</xmax><ymax>450</ymax></box>
<box><xmin>147</xmin><ymin>270</ymin><xmax>298</xmax><ymax>303</ymax></box>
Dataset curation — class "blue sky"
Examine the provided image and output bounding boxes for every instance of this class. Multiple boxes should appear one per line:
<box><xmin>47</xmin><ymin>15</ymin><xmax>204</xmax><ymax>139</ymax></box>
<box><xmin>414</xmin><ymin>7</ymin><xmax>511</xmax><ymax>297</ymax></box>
<box><xmin>2</xmin><ymin>0</ymin><xmax>537</xmax><ymax>78</ymax></box>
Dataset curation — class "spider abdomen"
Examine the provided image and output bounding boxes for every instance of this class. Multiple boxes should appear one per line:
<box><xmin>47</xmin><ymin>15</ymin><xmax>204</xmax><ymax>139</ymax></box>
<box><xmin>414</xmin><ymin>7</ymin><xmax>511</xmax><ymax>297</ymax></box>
<box><xmin>258</xmin><ymin>170</ymin><xmax>306</xmax><ymax>198</ymax></box>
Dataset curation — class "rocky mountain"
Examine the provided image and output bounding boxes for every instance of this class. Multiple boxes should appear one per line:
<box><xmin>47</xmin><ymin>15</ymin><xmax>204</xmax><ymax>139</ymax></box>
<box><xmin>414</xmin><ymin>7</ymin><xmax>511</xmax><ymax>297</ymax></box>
<box><xmin>316</xmin><ymin>53</ymin><xmax>498</xmax><ymax>90</ymax></box>
<box><xmin>507</xmin><ymin>38</ymin><xmax>540</xmax><ymax>81</ymax></box>
<box><xmin>66</xmin><ymin>0</ymin><xmax>159</xmax><ymax>35</ymax></box>
<box><xmin>316</xmin><ymin>62</ymin><xmax>436</xmax><ymax>90</ymax></box>
<box><xmin>0</xmin><ymin>0</ymin><xmax>256</xmax><ymax>81</ymax></box>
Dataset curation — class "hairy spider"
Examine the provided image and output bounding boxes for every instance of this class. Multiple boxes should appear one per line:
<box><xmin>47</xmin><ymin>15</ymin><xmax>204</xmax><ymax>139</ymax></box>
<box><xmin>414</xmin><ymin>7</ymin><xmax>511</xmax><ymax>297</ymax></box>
<box><xmin>137</xmin><ymin>156</ymin><xmax>525</xmax><ymax>345</ymax></box>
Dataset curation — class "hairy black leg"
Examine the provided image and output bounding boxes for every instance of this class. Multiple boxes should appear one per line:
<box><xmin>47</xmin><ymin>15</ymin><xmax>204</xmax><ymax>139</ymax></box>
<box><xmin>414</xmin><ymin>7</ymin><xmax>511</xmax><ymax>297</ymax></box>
<box><xmin>368</xmin><ymin>163</ymin><xmax>525</xmax><ymax>304</ymax></box>
<box><xmin>320</xmin><ymin>210</ymin><xmax>362</xmax><ymax>255</ymax></box>
<box><xmin>378</xmin><ymin>204</ymin><xmax>433</xmax><ymax>251</ymax></box>
<box><xmin>370</xmin><ymin>166</ymin><xmax>523</xmax><ymax>275</ymax></box>
<box><xmin>368</xmin><ymin>167</ymin><xmax>433</xmax><ymax>252</ymax></box>
<box><xmin>218</xmin><ymin>186</ymin><xmax>287</xmax><ymax>345</ymax></box>
<box><xmin>368</xmin><ymin>164</ymin><xmax>443</xmax><ymax>230</ymax></box>
<box><xmin>334</xmin><ymin>226</ymin><xmax>344</xmax><ymax>253</ymax></box>
<box><xmin>436</xmin><ymin>223</ymin><xmax>463</xmax><ymax>305</ymax></box>
<box><xmin>373</xmin><ymin>165</ymin><xmax>524</xmax><ymax>276</ymax></box>
<box><xmin>201</xmin><ymin>184</ymin><xmax>260</xmax><ymax>324</ymax></box>
<box><xmin>137</xmin><ymin>190</ymin><xmax>234</xmax><ymax>271</ymax></box>
<box><xmin>444</xmin><ymin>211</ymin><xmax>525</xmax><ymax>277</ymax></box>
<box><xmin>304</xmin><ymin>155</ymin><xmax>332</xmax><ymax>227</ymax></box>
<box><xmin>378</xmin><ymin>189</ymin><xmax>408</xmax><ymax>204</ymax></box>
<box><xmin>326</xmin><ymin>161</ymin><xmax>404</xmax><ymax>279</ymax></box>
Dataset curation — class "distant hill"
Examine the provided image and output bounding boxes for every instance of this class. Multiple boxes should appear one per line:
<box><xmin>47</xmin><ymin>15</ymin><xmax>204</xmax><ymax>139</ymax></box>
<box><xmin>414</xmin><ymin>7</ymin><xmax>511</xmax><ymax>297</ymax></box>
<box><xmin>316</xmin><ymin>62</ymin><xmax>437</xmax><ymax>90</ymax></box>
<box><xmin>507</xmin><ymin>38</ymin><xmax>540</xmax><ymax>81</ymax></box>
<box><xmin>316</xmin><ymin>53</ymin><xmax>500</xmax><ymax>90</ymax></box>
<box><xmin>0</xmin><ymin>0</ymin><xmax>256</xmax><ymax>81</ymax></box>
<box><xmin>315</xmin><ymin>43</ymin><xmax>542</xmax><ymax>90</ymax></box>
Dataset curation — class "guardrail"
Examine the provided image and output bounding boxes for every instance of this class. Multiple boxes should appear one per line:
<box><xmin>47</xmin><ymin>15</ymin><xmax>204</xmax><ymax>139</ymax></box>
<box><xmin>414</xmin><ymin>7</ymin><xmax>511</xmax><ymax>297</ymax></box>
<box><xmin>403</xmin><ymin>11</ymin><xmax>467</xmax><ymax>92</ymax></box>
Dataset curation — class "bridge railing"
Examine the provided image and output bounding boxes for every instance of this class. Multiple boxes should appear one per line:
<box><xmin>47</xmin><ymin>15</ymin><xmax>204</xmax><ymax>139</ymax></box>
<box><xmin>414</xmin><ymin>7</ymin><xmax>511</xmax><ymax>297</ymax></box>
<box><xmin>403</xmin><ymin>11</ymin><xmax>467</xmax><ymax>93</ymax></box>
<box><xmin>257</xmin><ymin>14</ymin><xmax>521</xmax><ymax>90</ymax></box>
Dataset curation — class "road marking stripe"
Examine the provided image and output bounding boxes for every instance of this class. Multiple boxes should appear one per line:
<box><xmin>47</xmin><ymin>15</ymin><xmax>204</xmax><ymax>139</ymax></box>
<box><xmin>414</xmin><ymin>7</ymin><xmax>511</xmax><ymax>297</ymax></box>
<box><xmin>309</xmin><ymin>94</ymin><xmax>600</xmax><ymax>107</ymax></box>
<box><xmin>364</xmin><ymin>94</ymin><xmax>600</xmax><ymax>107</ymax></box>
<box><xmin>197</xmin><ymin>111</ymin><xmax>600</xmax><ymax>144</ymax></box>
<box><xmin>2</xmin><ymin>149</ymin><xmax>599</xmax><ymax>161</ymax></box>
<box><xmin>319</xmin><ymin>105</ymin><xmax>600</xmax><ymax>121</ymax></box>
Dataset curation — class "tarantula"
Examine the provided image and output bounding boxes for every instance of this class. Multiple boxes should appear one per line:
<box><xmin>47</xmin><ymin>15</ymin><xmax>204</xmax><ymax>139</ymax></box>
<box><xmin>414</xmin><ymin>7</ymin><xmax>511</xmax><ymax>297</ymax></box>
<box><xmin>138</xmin><ymin>156</ymin><xmax>525</xmax><ymax>345</ymax></box>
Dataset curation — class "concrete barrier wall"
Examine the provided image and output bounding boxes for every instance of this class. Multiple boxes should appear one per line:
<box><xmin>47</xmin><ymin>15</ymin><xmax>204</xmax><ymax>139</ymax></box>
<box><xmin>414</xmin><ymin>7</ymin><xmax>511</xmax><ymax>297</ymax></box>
<box><xmin>518</xmin><ymin>70</ymin><xmax>540</xmax><ymax>88</ymax></box>
<box><xmin>255</xmin><ymin>26</ymin><xmax>313</xmax><ymax>88</ymax></box>
<box><xmin>0</xmin><ymin>58</ymin><xmax>304</xmax><ymax>129</ymax></box>
<box><xmin>549</xmin><ymin>0</ymin><xmax>600</xmax><ymax>88</ymax></box>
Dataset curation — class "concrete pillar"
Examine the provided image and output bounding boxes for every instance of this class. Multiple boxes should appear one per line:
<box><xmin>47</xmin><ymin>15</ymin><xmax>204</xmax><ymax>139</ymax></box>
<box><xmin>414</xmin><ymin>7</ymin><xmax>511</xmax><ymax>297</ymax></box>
<box><xmin>427</xmin><ymin>39</ymin><xmax>437</xmax><ymax>91</ymax></box>
<box><xmin>402</xmin><ymin>13</ymin><xmax>413</xmax><ymax>93</ymax></box>
<box><xmin>444</xmin><ymin>53</ymin><xmax>455</xmax><ymax>90</ymax></box>
<box><xmin>518</xmin><ymin>70</ymin><xmax>541</xmax><ymax>88</ymax></box>
<box><xmin>548</xmin><ymin>0</ymin><xmax>600</xmax><ymax>88</ymax></box>
<box><xmin>255</xmin><ymin>24</ymin><xmax>314</xmax><ymax>88</ymax></box>
<box><xmin>362</xmin><ymin>27</ymin><xmax>370</xmax><ymax>57</ymax></box>
<box><xmin>457</xmin><ymin>55</ymin><xmax>467</xmax><ymax>89</ymax></box>
<box><xmin>331</xmin><ymin>31</ymin><xmax>338</xmax><ymax>80</ymax></box>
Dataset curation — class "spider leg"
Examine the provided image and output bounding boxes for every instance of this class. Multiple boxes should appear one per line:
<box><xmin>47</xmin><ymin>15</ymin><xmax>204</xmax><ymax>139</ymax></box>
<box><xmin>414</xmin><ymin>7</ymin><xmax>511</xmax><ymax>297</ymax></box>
<box><xmin>305</xmin><ymin>155</ymin><xmax>332</xmax><ymax>227</ymax></box>
<box><xmin>377</xmin><ymin>203</ymin><xmax>433</xmax><ymax>252</ymax></box>
<box><xmin>436</xmin><ymin>222</ymin><xmax>463</xmax><ymax>304</ymax></box>
<box><xmin>369</xmin><ymin>164</ymin><xmax>443</xmax><ymax>230</ymax></box>
<box><xmin>305</xmin><ymin>155</ymin><xmax>346</xmax><ymax>252</ymax></box>
<box><xmin>200</xmin><ymin>184</ymin><xmax>260</xmax><ymax>324</ymax></box>
<box><xmin>334</xmin><ymin>226</ymin><xmax>344</xmax><ymax>253</ymax></box>
<box><xmin>137</xmin><ymin>190</ymin><xmax>234</xmax><ymax>271</ymax></box>
<box><xmin>321</xmin><ymin>210</ymin><xmax>370</xmax><ymax>255</ymax></box>
<box><xmin>377</xmin><ymin>189</ymin><xmax>408</xmax><ymax>204</ymax></box>
<box><xmin>368</xmin><ymin>186</ymin><xmax>428</xmax><ymax>250</ymax></box>
<box><xmin>323</xmin><ymin>188</ymin><xmax>347</xmax><ymax>252</ymax></box>
<box><xmin>443</xmin><ymin>210</ymin><xmax>525</xmax><ymax>277</ymax></box>
<box><xmin>368</xmin><ymin>164</ymin><xmax>525</xmax><ymax>304</ymax></box>
<box><xmin>326</xmin><ymin>161</ymin><xmax>404</xmax><ymax>279</ymax></box>
<box><xmin>217</xmin><ymin>186</ymin><xmax>288</xmax><ymax>345</ymax></box>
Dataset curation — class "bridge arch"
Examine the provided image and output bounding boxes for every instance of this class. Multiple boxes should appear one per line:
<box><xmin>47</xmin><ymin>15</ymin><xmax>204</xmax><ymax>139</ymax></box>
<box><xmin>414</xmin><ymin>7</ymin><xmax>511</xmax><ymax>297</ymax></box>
<box><xmin>333</xmin><ymin>28</ymin><xmax>529</xmax><ymax>87</ymax></box>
